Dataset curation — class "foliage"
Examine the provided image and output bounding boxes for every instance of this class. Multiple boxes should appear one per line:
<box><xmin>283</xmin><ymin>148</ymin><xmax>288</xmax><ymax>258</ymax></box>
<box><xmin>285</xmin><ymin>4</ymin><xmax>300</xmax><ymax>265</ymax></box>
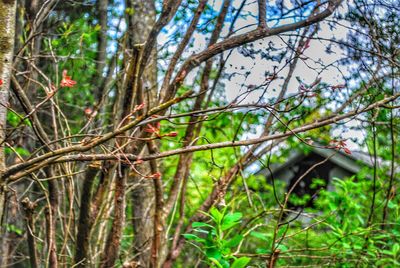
<box><xmin>183</xmin><ymin>207</ymin><xmax>251</xmax><ymax>268</ymax></box>
<box><xmin>183</xmin><ymin>174</ymin><xmax>400</xmax><ymax>267</ymax></box>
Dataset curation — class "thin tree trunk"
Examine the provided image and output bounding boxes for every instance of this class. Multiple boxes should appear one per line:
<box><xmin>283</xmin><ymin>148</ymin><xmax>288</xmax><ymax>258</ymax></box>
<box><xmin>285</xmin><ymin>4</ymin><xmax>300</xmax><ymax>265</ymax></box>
<box><xmin>46</xmin><ymin>168</ymin><xmax>59</xmax><ymax>268</ymax></box>
<box><xmin>74</xmin><ymin>164</ymin><xmax>100</xmax><ymax>267</ymax></box>
<box><xmin>0</xmin><ymin>0</ymin><xmax>17</xmax><ymax>266</ymax></box>
<box><xmin>21</xmin><ymin>197</ymin><xmax>38</xmax><ymax>268</ymax></box>
<box><xmin>99</xmin><ymin>169</ymin><xmax>126</xmax><ymax>268</ymax></box>
<box><xmin>125</xmin><ymin>1</ymin><xmax>158</xmax><ymax>267</ymax></box>
<box><xmin>94</xmin><ymin>0</ymin><xmax>109</xmax><ymax>103</ymax></box>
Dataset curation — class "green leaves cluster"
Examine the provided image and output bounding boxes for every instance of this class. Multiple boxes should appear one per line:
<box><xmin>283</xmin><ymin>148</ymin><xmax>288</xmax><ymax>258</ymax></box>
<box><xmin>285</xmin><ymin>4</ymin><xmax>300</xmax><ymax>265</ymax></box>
<box><xmin>183</xmin><ymin>207</ymin><xmax>251</xmax><ymax>268</ymax></box>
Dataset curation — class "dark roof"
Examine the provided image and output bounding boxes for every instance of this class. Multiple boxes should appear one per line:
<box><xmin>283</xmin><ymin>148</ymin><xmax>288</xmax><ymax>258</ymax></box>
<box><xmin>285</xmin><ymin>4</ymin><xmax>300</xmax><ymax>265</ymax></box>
<box><xmin>256</xmin><ymin>143</ymin><xmax>375</xmax><ymax>177</ymax></box>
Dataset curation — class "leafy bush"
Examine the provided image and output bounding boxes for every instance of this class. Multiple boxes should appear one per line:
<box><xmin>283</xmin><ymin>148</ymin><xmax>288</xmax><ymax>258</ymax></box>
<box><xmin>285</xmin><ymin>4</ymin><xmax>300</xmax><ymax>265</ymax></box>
<box><xmin>183</xmin><ymin>176</ymin><xmax>400</xmax><ymax>267</ymax></box>
<box><xmin>184</xmin><ymin>207</ymin><xmax>251</xmax><ymax>268</ymax></box>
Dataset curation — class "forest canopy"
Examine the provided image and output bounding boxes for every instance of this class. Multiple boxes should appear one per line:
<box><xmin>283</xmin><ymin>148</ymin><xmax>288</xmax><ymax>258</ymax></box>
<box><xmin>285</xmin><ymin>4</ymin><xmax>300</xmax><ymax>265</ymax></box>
<box><xmin>0</xmin><ymin>0</ymin><xmax>399</xmax><ymax>267</ymax></box>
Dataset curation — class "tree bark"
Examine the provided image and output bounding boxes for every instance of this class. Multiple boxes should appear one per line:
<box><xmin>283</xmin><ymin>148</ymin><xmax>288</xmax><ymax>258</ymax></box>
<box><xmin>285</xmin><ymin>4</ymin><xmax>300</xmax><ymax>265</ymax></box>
<box><xmin>74</xmin><ymin>164</ymin><xmax>100</xmax><ymax>267</ymax></box>
<box><xmin>21</xmin><ymin>197</ymin><xmax>38</xmax><ymax>268</ymax></box>
<box><xmin>100</xmin><ymin>170</ymin><xmax>126</xmax><ymax>268</ymax></box>
<box><xmin>94</xmin><ymin>0</ymin><xmax>109</xmax><ymax>103</ymax></box>
<box><xmin>125</xmin><ymin>1</ymin><xmax>159</xmax><ymax>267</ymax></box>
<box><xmin>0</xmin><ymin>0</ymin><xmax>17</xmax><ymax>266</ymax></box>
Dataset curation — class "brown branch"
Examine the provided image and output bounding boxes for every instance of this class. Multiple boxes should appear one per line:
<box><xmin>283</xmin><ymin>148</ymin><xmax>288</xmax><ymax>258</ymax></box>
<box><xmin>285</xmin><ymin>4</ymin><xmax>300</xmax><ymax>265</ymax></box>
<box><xmin>73</xmin><ymin>163</ymin><xmax>101</xmax><ymax>267</ymax></box>
<box><xmin>159</xmin><ymin>0</ymin><xmax>208</xmax><ymax>101</ymax></box>
<box><xmin>258</xmin><ymin>0</ymin><xmax>267</xmax><ymax>28</ymax></box>
<box><xmin>93</xmin><ymin>0</ymin><xmax>109</xmax><ymax>103</ymax></box>
<box><xmin>45</xmin><ymin>168</ymin><xmax>58</xmax><ymax>268</ymax></box>
<box><xmin>21</xmin><ymin>197</ymin><xmax>38</xmax><ymax>268</ymax></box>
<box><xmin>99</xmin><ymin>167</ymin><xmax>126</xmax><ymax>268</ymax></box>
<box><xmin>2</xmin><ymin>90</ymin><xmax>194</xmax><ymax>180</ymax></box>
<box><xmin>138</xmin><ymin>0</ymin><xmax>183</xmax><ymax>80</ymax></box>
<box><xmin>267</xmin><ymin>249</ymin><xmax>280</xmax><ymax>268</ymax></box>
<box><xmin>147</xmin><ymin>140</ymin><xmax>164</xmax><ymax>267</ymax></box>
<box><xmin>11</xmin><ymin>92</ymin><xmax>399</xmax><ymax>175</ymax></box>
<box><xmin>10</xmin><ymin>75</ymin><xmax>52</xmax><ymax>146</ymax></box>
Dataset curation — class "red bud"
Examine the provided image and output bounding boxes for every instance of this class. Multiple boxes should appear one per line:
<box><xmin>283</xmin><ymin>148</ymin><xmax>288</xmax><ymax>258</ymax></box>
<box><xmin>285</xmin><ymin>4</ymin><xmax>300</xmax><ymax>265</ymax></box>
<box><xmin>151</xmin><ymin>172</ymin><xmax>161</xmax><ymax>179</ymax></box>
<box><xmin>145</xmin><ymin>124</ymin><xmax>158</xmax><ymax>133</ymax></box>
<box><xmin>166</xmin><ymin>132</ymin><xmax>178</xmax><ymax>137</ymax></box>
<box><xmin>343</xmin><ymin>147</ymin><xmax>352</xmax><ymax>155</ymax></box>
<box><xmin>133</xmin><ymin>103</ymin><xmax>145</xmax><ymax>112</ymax></box>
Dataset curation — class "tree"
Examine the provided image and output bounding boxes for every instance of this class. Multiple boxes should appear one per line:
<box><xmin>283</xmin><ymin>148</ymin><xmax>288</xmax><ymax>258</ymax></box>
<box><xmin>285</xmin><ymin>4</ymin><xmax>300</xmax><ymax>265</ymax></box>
<box><xmin>0</xmin><ymin>0</ymin><xmax>17</xmax><ymax>265</ymax></box>
<box><xmin>0</xmin><ymin>0</ymin><xmax>399</xmax><ymax>267</ymax></box>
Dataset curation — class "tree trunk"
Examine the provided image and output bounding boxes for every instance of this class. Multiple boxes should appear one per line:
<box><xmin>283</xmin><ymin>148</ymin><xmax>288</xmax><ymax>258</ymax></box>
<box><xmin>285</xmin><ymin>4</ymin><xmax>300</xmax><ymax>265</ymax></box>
<box><xmin>0</xmin><ymin>0</ymin><xmax>17</xmax><ymax>266</ymax></box>
<box><xmin>125</xmin><ymin>1</ymin><xmax>159</xmax><ymax>267</ymax></box>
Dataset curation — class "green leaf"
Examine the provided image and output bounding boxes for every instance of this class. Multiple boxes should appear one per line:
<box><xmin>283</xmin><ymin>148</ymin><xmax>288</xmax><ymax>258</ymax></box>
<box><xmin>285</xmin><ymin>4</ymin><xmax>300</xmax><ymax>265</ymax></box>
<box><xmin>6</xmin><ymin>224</ymin><xmax>23</xmax><ymax>235</ymax></box>
<box><xmin>382</xmin><ymin>250</ymin><xmax>394</xmax><ymax>256</ymax></box>
<box><xmin>255</xmin><ymin>248</ymin><xmax>269</xmax><ymax>254</ymax></box>
<box><xmin>15</xmin><ymin>147</ymin><xmax>30</xmax><ymax>156</ymax></box>
<box><xmin>5</xmin><ymin>147</ymin><xmax>30</xmax><ymax>157</ymax></box>
<box><xmin>94</xmin><ymin>24</ymin><xmax>102</xmax><ymax>32</ymax></box>
<box><xmin>7</xmin><ymin>111</ymin><xmax>31</xmax><ymax>127</ymax></box>
<box><xmin>192</xmin><ymin>222</ymin><xmax>214</xmax><ymax>229</ymax></box>
<box><xmin>231</xmin><ymin>257</ymin><xmax>251</xmax><ymax>268</ymax></box>
<box><xmin>194</xmin><ymin>228</ymin><xmax>211</xmax><ymax>235</ymax></box>
<box><xmin>219</xmin><ymin>258</ymin><xmax>231</xmax><ymax>268</ymax></box>
<box><xmin>221</xmin><ymin>212</ymin><xmax>242</xmax><ymax>231</ymax></box>
<box><xmin>223</xmin><ymin>234</ymin><xmax>243</xmax><ymax>249</ymax></box>
<box><xmin>277</xmin><ymin>244</ymin><xmax>288</xmax><ymax>252</ymax></box>
<box><xmin>388</xmin><ymin>200</ymin><xmax>397</xmax><ymax>209</ymax></box>
<box><xmin>209</xmin><ymin>258</ymin><xmax>224</xmax><ymax>268</ymax></box>
<box><xmin>206</xmin><ymin>248</ymin><xmax>222</xmax><ymax>260</ymax></box>
<box><xmin>250</xmin><ymin>231</ymin><xmax>269</xmax><ymax>241</ymax></box>
<box><xmin>392</xmin><ymin>243</ymin><xmax>400</xmax><ymax>254</ymax></box>
<box><xmin>210</xmin><ymin>207</ymin><xmax>223</xmax><ymax>224</ymax></box>
<box><xmin>182</xmin><ymin>234</ymin><xmax>205</xmax><ymax>243</ymax></box>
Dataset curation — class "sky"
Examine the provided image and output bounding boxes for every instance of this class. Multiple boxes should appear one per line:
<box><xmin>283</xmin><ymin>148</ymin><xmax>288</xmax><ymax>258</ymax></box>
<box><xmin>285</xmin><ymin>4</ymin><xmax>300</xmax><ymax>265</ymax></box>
<box><xmin>188</xmin><ymin>1</ymin><xmax>363</xmax><ymax>150</ymax></box>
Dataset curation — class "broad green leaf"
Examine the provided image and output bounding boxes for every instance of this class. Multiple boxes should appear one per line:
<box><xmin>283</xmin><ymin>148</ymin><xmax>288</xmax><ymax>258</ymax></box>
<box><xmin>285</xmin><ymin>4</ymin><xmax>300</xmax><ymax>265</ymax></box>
<box><xmin>221</xmin><ymin>212</ymin><xmax>242</xmax><ymax>231</ymax></box>
<box><xmin>210</xmin><ymin>207</ymin><xmax>223</xmax><ymax>224</ymax></box>
<box><xmin>277</xmin><ymin>244</ymin><xmax>288</xmax><ymax>252</ymax></box>
<box><xmin>388</xmin><ymin>200</ymin><xmax>397</xmax><ymax>209</ymax></box>
<box><xmin>255</xmin><ymin>248</ymin><xmax>269</xmax><ymax>254</ymax></box>
<box><xmin>219</xmin><ymin>258</ymin><xmax>230</xmax><ymax>268</ymax></box>
<box><xmin>250</xmin><ymin>231</ymin><xmax>269</xmax><ymax>241</ymax></box>
<box><xmin>392</xmin><ymin>243</ymin><xmax>400</xmax><ymax>254</ymax></box>
<box><xmin>192</xmin><ymin>222</ymin><xmax>214</xmax><ymax>229</ymax></box>
<box><xmin>206</xmin><ymin>248</ymin><xmax>222</xmax><ymax>260</ymax></box>
<box><xmin>231</xmin><ymin>257</ymin><xmax>251</xmax><ymax>268</ymax></box>
<box><xmin>223</xmin><ymin>234</ymin><xmax>243</xmax><ymax>249</ymax></box>
<box><xmin>209</xmin><ymin>258</ymin><xmax>223</xmax><ymax>268</ymax></box>
<box><xmin>182</xmin><ymin>234</ymin><xmax>205</xmax><ymax>243</ymax></box>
